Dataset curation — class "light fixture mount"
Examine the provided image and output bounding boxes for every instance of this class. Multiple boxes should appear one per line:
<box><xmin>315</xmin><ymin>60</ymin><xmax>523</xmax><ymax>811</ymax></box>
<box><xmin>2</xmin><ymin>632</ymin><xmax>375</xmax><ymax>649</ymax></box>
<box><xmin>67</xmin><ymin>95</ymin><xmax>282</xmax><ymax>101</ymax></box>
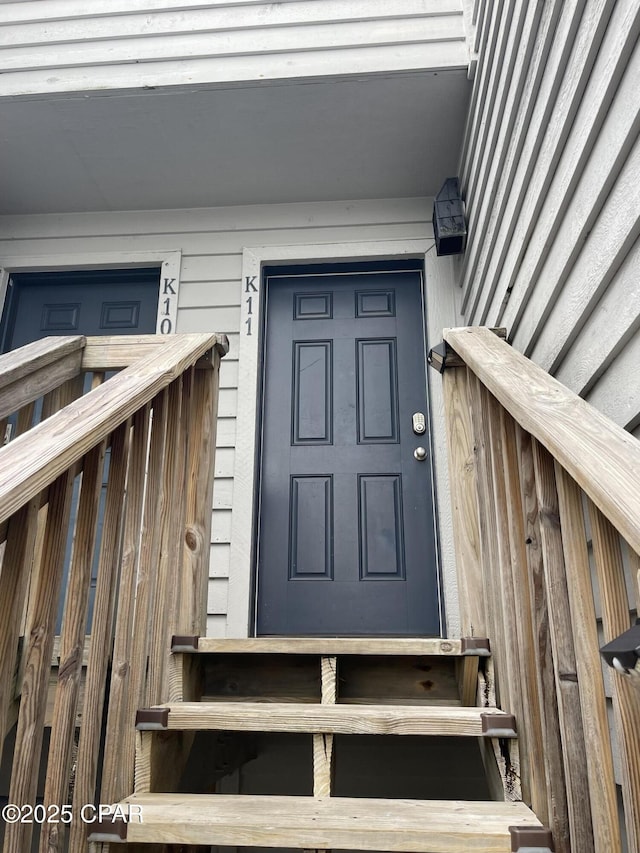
<box><xmin>432</xmin><ymin>177</ymin><xmax>466</xmax><ymax>256</ymax></box>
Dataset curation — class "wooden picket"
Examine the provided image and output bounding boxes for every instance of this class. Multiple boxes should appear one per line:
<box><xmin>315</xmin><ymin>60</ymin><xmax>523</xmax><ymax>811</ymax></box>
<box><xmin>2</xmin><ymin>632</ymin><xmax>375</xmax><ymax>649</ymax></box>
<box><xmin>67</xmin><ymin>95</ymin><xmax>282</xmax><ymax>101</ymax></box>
<box><xmin>439</xmin><ymin>327</ymin><xmax>640</xmax><ymax>852</ymax></box>
<box><xmin>0</xmin><ymin>333</ymin><xmax>226</xmax><ymax>853</ymax></box>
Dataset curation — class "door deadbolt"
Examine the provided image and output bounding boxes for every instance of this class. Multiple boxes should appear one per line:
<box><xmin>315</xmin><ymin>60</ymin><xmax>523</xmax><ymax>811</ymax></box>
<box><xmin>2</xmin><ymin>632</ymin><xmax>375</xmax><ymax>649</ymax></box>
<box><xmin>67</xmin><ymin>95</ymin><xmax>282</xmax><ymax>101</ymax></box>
<box><xmin>412</xmin><ymin>412</ymin><xmax>426</xmax><ymax>435</ymax></box>
<box><xmin>414</xmin><ymin>447</ymin><xmax>428</xmax><ymax>461</ymax></box>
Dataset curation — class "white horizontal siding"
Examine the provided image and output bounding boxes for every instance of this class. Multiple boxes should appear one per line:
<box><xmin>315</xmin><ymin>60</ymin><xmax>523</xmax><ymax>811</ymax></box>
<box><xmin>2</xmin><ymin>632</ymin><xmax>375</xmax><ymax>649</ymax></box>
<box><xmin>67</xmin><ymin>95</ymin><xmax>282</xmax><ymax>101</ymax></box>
<box><xmin>210</xmin><ymin>543</ymin><xmax>231</xmax><ymax>577</ymax></box>
<box><xmin>554</xmin><ymin>240</ymin><xmax>640</xmax><ymax>398</ymax></box>
<box><xmin>216</xmin><ymin>387</ymin><xmax>238</xmax><ymax>418</ymax></box>
<box><xmin>214</xmin><ymin>448</ymin><xmax>236</xmax><ymax>479</ymax></box>
<box><xmin>213</xmin><ymin>477</ymin><xmax>233</xmax><ymax>509</ymax></box>
<box><xmin>0</xmin><ymin>0</ymin><xmax>467</xmax><ymax>97</ymax></box>
<box><xmin>208</xmin><ymin>577</ymin><xmax>229</xmax><ymax>614</ymax></box>
<box><xmin>0</xmin><ymin>197</ymin><xmax>433</xmax><ymax>238</ymax></box>
<box><xmin>212</xmin><ymin>509</ymin><xmax>232</xmax><ymax>544</ymax></box>
<box><xmin>1</xmin><ymin>6</ymin><xmax>459</xmax><ymax>49</ymax></box>
<box><xmin>457</xmin><ymin>0</ymin><xmax>640</xmax><ymax>434</ymax></box>
<box><xmin>206</xmin><ymin>614</ymin><xmax>227</xmax><ymax>636</ymax></box>
<box><xmin>586</xmin><ymin>335</ymin><xmax>640</xmax><ymax>432</ymax></box>
<box><xmin>0</xmin><ymin>0</ymin><xmax>457</xmax><ymax>24</ymax></box>
<box><xmin>1</xmin><ymin>20</ymin><xmax>459</xmax><ymax>70</ymax></box>
<box><xmin>0</xmin><ymin>196</ymin><xmax>433</xmax><ymax>633</ymax></box>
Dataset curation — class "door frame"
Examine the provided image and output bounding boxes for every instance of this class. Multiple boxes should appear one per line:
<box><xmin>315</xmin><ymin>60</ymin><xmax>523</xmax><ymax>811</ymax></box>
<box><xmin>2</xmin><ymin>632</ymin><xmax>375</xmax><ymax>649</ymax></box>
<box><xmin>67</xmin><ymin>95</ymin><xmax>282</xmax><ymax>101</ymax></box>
<box><xmin>228</xmin><ymin>238</ymin><xmax>459</xmax><ymax>638</ymax></box>
<box><xmin>0</xmin><ymin>249</ymin><xmax>182</xmax><ymax>338</ymax></box>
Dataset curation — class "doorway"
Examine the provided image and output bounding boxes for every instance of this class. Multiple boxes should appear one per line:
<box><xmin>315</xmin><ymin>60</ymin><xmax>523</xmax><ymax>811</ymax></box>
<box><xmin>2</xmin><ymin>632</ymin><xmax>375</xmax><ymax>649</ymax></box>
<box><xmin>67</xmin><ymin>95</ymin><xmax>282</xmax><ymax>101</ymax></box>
<box><xmin>256</xmin><ymin>261</ymin><xmax>440</xmax><ymax>636</ymax></box>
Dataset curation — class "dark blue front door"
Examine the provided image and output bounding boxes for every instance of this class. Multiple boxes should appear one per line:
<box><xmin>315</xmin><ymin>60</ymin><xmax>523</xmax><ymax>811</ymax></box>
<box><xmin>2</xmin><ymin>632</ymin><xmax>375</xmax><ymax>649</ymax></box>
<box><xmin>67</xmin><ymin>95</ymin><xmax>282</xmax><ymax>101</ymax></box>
<box><xmin>257</xmin><ymin>262</ymin><xmax>441</xmax><ymax>636</ymax></box>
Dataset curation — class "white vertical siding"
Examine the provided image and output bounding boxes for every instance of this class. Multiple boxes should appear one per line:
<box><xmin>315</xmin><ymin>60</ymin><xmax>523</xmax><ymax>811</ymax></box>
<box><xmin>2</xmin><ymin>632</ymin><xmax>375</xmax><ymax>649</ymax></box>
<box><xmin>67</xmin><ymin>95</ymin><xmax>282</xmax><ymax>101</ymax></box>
<box><xmin>0</xmin><ymin>0</ymin><xmax>467</xmax><ymax>97</ymax></box>
<box><xmin>457</xmin><ymin>1</ymin><xmax>640</xmax><ymax>433</ymax></box>
<box><xmin>0</xmin><ymin>197</ymin><xmax>434</xmax><ymax>636</ymax></box>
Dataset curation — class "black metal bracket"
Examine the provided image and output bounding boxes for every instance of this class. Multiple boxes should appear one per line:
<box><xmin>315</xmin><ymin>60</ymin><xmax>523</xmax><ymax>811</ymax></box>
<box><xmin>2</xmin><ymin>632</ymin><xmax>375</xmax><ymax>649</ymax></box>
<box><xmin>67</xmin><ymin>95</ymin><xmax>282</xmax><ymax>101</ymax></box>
<box><xmin>427</xmin><ymin>341</ymin><xmax>459</xmax><ymax>373</ymax></box>
<box><xmin>460</xmin><ymin>637</ymin><xmax>491</xmax><ymax>656</ymax></box>
<box><xmin>600</xmin><ymin>620</ymin><xmax>640</xmax><ymax>674</ymax></box>
<box><xmin>509</xmin><ymin>825</ymin><xmax>554</xmax><ymax>851</ymax></box>
<box><xmin>428</xmin><ymin>328</ymin><xmax>508</xmax><ymax>373</ymax></box>
<box><xmin>136</xmin><ymin>707</ymin><xmax>170</xmax><ymax>730</ymax></box>
<box><xmin>481</xmin><ymin>712</ymin><xmax>517</xmax><ymax>738</ymax></box>
<box><xmin>171</xmin><ymin>634</ymin><xmax>200</xmax><ymax>652</ymax></box>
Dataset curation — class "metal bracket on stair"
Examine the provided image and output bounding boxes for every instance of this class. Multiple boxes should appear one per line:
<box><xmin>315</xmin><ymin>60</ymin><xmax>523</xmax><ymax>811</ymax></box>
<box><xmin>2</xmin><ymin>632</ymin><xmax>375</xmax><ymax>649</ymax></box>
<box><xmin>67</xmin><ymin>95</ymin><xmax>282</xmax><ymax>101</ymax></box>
<box><xmin>427</xmin><ymin>341</ymin><xmax>457</xmax><ymax>372</ymax></box>
<box><xmin>87</xmin><ymin>816</ymin><xmax>128</xmax><ymax>844</ymax></box>
<box><xmin>428</xmin><ymin>329</ymin><xmax>507</xmax><ymax>373</ymax></box>
<box><xmin>509</xmin><ymin>825</ymin><xmax>554</xmax><ymax>852</ymax></box>
<box><xmin>171</xmin><ymin>634</ymin><xmax>200</xmax><ymax>651</ymax></box>
<box><xmin>481</xmin><ymin>712</ymin><xmax>517</xmax><ymax>738</ymax></box>
<box><xmin>460</xmin><ymin>637</ymin><xmax>491</xmax><ymax>656</ymax></box>
<box><xmin>136</xmin><ymin>707</ymin><xmax>170</xmax><ymax>730</ymax></box>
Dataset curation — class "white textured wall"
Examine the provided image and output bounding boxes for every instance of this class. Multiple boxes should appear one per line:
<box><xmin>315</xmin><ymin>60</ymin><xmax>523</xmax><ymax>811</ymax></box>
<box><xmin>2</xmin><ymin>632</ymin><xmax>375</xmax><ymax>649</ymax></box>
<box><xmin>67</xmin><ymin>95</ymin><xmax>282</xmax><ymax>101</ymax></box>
<box><xmin>457</xmin><ymin>0</ymin><xmax>640</xmax><ymax>434</ymax></box>
<box><xmin>0</xmin><ymin>0</ymin><xmax>467</xmax><ymax>96</ymax></box>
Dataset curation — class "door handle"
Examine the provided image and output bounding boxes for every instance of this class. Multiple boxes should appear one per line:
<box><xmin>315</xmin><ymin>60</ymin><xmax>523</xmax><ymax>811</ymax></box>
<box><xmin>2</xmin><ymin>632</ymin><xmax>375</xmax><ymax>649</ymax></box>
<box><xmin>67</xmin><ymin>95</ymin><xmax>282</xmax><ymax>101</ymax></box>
<box><xmin>414</xmin><ymin>447</ymin><xmax>428</xmax><ymax>461</ymax></box>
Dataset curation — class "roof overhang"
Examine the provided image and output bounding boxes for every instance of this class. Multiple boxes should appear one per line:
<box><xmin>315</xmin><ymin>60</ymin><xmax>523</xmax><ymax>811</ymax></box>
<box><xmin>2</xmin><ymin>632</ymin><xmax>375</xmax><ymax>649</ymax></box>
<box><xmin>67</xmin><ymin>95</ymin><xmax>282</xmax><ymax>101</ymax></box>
<box><xmin>0</xmin><ymin>70</ymin><xmax>471</xmax><ymax>214</ymax></box>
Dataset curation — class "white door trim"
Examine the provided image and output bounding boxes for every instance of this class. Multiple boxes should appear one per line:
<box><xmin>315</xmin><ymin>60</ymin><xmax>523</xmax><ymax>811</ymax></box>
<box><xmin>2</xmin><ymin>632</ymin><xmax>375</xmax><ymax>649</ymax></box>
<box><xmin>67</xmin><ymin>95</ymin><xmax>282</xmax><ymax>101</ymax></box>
<box><xmin>0</xmin><ymin>250</ymin><xmax>182</xmax><ymax>337</ymax></box>
<box><xmin>227</xmin><ymin>237</ymin><xmax>461</xmax><ymax>638</ymax></box>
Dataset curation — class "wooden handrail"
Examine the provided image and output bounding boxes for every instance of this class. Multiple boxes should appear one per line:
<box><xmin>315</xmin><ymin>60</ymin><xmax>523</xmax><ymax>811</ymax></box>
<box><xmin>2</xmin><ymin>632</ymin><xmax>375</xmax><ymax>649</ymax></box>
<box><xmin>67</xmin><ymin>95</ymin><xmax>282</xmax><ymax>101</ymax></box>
<box><xmin>0</xmin><ymin>335</ymin><xmax>84</xmax><ymax>389</ymax></box>
<box><xmin>0</xmin><ymin>335</ymin><xmax>85</xmax><ymax>420</ymax></box>
<box><xmin>0</xmin><ymin>333</ymin><xmax>225</xmax><ymax>523</ymax></box>
<box><xmin>81</xmin><ymin>333</ymin><xmax>228</xmax><ymax>371</ymax></box>
<box><xmin>439</xmin><ymin>326</ymin><xmax>639</xmax><ymax>853</ymax></box>
<box><xmin>444</xmin><ymin>326</ymin><xmax>640</xmax><ymax>555</ymax></box>
<box><xmin>0</xmin><ymin>333</ymin><xmax>226</xmax><ymax>852</ymax></box>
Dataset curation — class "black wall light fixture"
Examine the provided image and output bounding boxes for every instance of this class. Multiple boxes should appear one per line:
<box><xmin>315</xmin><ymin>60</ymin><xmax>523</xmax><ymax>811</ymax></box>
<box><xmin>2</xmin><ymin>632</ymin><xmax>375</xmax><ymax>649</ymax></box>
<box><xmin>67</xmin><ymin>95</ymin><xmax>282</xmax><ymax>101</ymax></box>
<box><xmin>600</xmin><ymin>620</ymin><xmax>640</xmax><ymax>676</ymax></box>
<box><xmin>432</xmin><ymin>177</ymin><xmax>467</xmax><ymax>256</ymax></box>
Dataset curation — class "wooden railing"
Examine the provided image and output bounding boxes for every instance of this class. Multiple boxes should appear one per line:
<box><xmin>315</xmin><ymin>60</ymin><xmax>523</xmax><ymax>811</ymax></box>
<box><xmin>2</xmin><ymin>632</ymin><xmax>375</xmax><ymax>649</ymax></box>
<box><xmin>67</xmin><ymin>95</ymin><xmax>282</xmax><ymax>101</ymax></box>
<box><xmin>435</xmin><ymin>327</ymin><xmax>640</xmax><ymax>853</ymax></box>
<box><xmin>0</xmin><ymin>333</ymin><xmax>227</xmax><ymax>853</ymax></box>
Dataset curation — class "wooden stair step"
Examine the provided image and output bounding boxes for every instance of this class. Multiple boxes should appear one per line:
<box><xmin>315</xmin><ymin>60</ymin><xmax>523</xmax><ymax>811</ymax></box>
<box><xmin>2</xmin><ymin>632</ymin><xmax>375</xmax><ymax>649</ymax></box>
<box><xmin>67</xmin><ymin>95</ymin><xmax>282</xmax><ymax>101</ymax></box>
<box><xmin>171</xmin><ymin>637</ymin><xmax>489</xmax><ymax>707</ymax></box>
<box><xmin>90</xmin><ymin>794</ymin><xmax>541</xmax><ymax>851</ymax></box>
<box><xmin>135</xmin><ymin>702</ymin><xmax>517</xmax><ymax>737</ymax></box>
<box><xmin>172</xmin><ymin>635</ymin><xmax>490</xmax><ymax>656</ymax></box>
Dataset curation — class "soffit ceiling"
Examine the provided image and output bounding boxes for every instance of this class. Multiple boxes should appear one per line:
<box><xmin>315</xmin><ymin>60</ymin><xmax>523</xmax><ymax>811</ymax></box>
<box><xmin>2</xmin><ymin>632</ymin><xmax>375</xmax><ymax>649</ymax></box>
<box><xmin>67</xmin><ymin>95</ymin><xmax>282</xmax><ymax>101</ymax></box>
<box><xmin>0</xmin><ymin>70</ymin><xmax>470</xmax><ymax>214</ymax></box>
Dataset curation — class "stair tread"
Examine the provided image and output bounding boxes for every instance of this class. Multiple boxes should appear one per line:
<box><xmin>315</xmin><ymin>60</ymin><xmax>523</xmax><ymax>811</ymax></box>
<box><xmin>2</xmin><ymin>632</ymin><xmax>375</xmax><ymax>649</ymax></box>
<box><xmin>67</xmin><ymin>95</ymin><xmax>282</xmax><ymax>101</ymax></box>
<box><xmin>138</xmin><ymin>702</ymin><xmax>512</xmax><ymax>736</ymax></box>
<box><xmin>108</xmin><ymin>794</ymin><xmax>540</xmax><ymax>851</ymax></box>
<box><xmin>179</xmin><ymin>637</ymin><xmax>479</xmax><ymax>656</ymax></box>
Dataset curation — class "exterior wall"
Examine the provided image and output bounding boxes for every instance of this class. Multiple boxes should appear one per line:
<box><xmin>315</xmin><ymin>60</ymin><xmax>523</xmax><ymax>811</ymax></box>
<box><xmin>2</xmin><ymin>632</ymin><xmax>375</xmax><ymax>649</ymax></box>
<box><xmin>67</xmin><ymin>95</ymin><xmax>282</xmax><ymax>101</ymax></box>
<box><xmin>457</xmin><ymin>0</ymin><xmax>640</xmax><ymax>434</ymax></box>
<box><xmin>0</xmin><ymin>0</ymin><xmax>467</xmax><ymax>97</ymax></box>
<box><xmin>0</xmin><ymin>197</ymin><xmax>463</xmax><ymax>637</ymax></box>
<box><xmin>458</xmin><ymin>0</ymin><xmax>640</xmax><ymax>802</ymax></box>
